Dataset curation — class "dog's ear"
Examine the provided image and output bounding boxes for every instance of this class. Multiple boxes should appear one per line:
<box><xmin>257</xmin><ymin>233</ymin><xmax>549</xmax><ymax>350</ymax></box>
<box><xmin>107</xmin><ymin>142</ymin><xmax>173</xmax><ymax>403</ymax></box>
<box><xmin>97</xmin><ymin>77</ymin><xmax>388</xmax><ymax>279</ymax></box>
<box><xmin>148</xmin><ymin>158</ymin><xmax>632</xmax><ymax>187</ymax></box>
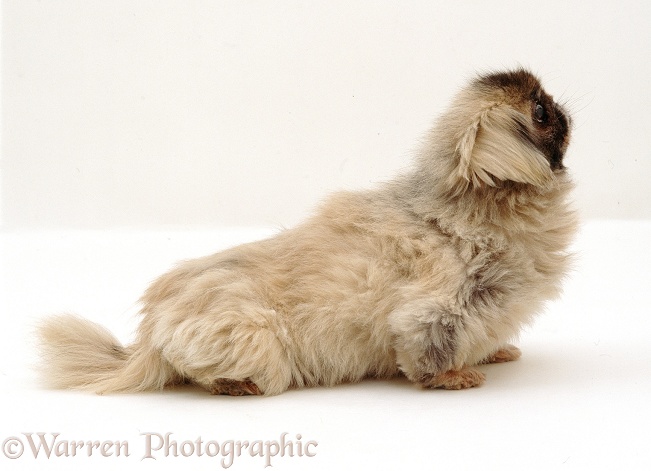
<box><xmin>455</xmin><ymin>105</ymin><xmax>553</xmax><ymax>188</ymax></box>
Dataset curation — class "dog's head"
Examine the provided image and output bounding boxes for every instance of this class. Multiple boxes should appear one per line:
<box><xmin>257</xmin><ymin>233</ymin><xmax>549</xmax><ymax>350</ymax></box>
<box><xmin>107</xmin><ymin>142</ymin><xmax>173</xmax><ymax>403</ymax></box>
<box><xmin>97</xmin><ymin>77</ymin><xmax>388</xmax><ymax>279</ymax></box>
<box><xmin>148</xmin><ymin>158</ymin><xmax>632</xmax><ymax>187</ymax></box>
<box><xmin>444</xmin><ymin>68</ymin><xmax>571</xmax><ymax>189</ymax></box>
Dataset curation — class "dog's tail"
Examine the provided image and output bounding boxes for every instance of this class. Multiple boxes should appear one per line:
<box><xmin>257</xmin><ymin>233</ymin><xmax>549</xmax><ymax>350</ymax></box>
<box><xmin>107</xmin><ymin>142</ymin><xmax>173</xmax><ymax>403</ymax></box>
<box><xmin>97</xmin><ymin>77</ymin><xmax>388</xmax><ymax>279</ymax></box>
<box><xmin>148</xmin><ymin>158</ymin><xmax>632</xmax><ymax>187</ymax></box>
<box><xmin>37</xmin><ymin>314</ymin><xmax>179</xmax><ymax>393</ymax></box>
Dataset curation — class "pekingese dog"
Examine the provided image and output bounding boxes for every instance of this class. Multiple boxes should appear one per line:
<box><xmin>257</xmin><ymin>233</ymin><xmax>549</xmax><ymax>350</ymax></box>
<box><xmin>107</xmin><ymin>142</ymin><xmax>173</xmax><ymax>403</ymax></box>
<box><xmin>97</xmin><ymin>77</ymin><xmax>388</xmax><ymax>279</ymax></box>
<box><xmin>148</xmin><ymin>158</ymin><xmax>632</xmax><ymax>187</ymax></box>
<box><xmin>38</xmin><ymin>68</ymin><xmax>577</xmax><ymax>396</ymax></box>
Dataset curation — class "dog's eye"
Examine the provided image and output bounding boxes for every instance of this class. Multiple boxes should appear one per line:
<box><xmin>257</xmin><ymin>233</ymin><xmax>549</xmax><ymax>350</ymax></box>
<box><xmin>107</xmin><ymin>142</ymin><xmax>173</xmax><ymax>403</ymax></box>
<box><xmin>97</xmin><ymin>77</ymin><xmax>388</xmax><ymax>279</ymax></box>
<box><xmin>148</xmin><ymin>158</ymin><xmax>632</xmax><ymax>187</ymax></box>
<box><xmin>534</xmin><ymin>103</ymin><xmax>546</xmax><ymax>123</ymax></box>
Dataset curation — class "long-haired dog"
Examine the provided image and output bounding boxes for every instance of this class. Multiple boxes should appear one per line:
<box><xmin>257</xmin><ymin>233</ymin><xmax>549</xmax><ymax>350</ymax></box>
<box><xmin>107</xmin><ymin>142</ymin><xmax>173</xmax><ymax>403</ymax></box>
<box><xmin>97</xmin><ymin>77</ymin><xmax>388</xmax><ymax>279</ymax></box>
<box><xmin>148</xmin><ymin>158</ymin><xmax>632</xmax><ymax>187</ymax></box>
<box><xmin>38</xmin><ymin>68</ymin><xmax>576</xmax><ymax>396</ymax></box>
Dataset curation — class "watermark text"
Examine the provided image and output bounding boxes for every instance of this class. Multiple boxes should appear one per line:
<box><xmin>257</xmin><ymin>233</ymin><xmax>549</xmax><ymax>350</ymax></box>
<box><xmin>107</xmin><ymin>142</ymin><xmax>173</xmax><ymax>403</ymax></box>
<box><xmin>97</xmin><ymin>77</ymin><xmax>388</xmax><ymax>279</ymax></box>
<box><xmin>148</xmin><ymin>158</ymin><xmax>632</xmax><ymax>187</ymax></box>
<box><xmin>2</xmin><ymin>432</ymin><xmax>317</xmax><ymax>468</ymax></box>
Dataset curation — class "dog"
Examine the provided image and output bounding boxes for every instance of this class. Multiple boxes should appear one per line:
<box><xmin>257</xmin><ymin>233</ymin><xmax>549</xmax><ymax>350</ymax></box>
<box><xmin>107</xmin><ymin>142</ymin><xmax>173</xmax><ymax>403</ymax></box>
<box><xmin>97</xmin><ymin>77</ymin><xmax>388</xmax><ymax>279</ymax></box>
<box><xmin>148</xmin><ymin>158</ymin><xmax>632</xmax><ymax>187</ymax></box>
<box><xmin>38</xmin><ymin>68</ymin><xmax>577</xmax><ymax>396</ymax></box>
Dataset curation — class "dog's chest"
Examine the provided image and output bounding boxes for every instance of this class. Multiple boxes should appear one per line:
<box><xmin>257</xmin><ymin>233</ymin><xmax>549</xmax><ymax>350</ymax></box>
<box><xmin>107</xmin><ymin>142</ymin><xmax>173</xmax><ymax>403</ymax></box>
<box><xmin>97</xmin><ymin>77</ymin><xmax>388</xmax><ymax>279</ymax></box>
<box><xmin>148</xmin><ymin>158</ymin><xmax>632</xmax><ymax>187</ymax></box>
<box><xmin>452</xmin><ymin>235</ymin><xmax>545</xmax><ymax>312</ymax></box>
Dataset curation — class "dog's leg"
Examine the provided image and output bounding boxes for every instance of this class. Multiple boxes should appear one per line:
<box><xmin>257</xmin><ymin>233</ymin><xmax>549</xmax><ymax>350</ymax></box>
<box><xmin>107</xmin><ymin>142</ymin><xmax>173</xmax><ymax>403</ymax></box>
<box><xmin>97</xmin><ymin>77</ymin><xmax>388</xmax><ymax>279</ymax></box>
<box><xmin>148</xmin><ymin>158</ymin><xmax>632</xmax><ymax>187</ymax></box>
<box><xmin>150</xmin><ymin>305</ymin><xmax>294</xmax><ymax>396</ymax></box>
<box><xmin>389</xmin><ymin>300</ymin><xmax>485</xmax><ymax>390</ymax></box>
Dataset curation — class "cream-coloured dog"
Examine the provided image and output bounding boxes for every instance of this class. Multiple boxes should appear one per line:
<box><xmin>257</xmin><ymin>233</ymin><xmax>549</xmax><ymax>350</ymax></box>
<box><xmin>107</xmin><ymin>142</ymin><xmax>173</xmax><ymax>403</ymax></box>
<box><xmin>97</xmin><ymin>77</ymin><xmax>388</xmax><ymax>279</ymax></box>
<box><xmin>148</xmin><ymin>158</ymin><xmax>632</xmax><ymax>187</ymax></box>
<box><xmin>38</xmin><ymin>68</ymin><xmax>577</xmax><ymax>396</ymax></box>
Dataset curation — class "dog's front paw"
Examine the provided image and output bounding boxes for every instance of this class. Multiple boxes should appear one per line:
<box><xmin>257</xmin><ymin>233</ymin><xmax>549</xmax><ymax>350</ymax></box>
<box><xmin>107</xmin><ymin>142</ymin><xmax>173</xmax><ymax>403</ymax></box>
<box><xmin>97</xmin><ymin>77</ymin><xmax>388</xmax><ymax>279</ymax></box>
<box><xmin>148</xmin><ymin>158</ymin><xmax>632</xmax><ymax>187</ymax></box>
<box><xmin>420</xmin><ymin>367</ymin><xmax>486</xmax><ymax>390</ymax></box>
<box><xmin>481</xmin><ymin>344</ymin><xmax>522</xmax><ymax>364</ymax></box>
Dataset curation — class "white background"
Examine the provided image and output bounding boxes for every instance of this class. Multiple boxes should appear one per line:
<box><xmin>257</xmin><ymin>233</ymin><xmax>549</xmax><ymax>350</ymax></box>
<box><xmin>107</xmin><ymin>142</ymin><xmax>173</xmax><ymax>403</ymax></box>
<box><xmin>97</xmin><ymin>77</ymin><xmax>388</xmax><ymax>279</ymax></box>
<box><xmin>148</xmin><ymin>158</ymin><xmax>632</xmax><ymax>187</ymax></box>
<box><xmin>2</xmin><ymin>0</ymin><xmax>651</xmax><ymax>228</ymax></box>
<box><xmin>2</xmin><ymin>1</ymin><xmax>651</xmax><ymax>470</ymax></box>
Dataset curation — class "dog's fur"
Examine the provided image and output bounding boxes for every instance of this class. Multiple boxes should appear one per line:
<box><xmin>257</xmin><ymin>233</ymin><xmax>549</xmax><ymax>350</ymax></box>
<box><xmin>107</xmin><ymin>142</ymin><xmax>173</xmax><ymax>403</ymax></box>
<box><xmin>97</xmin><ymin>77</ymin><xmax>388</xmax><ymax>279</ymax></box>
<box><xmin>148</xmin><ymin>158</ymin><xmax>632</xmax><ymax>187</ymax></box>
<box><xmin>38</xmin><ymin>68</ymin><xmax>577</xmax><ymax>396</ymax></box>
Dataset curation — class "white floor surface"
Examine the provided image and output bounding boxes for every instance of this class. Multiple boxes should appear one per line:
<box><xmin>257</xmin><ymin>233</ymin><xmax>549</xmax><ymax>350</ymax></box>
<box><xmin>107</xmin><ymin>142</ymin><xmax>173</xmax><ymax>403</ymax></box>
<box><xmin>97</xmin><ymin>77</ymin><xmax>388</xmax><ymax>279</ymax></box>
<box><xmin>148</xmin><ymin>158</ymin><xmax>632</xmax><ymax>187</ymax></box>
<box><xmin>1</xmin><ymin>220</ymin><xmax>650</xmax><ymax>470</ymax></box>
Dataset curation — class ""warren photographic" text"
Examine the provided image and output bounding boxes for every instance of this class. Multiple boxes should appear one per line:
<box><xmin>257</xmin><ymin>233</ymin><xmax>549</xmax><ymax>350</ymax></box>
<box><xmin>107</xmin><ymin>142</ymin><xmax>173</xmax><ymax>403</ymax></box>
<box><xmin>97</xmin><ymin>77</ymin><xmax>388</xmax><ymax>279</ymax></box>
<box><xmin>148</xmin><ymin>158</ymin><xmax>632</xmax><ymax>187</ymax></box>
<box><xmin>2</xmin><ymin>431</ymin><xmax>317</xmax><ymax>468</ymax></box>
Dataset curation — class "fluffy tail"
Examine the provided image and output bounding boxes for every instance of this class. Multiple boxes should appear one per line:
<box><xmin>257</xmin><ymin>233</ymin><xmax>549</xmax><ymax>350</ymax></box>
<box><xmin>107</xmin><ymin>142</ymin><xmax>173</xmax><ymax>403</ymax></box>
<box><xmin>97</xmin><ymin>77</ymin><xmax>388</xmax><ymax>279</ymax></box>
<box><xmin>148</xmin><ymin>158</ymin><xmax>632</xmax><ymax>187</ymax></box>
<box><xmin>37</xmin><ymin>314</ymin><xmax>179</xmax><ymax>393</ymax></box>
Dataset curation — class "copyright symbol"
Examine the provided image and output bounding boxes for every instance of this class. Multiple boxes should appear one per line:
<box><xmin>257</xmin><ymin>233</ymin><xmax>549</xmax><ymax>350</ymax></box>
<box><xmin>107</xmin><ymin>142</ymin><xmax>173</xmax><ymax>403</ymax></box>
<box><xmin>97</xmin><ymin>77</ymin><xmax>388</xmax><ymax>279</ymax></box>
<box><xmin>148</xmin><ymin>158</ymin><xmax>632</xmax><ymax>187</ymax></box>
<box><xmin>2</xmin><ymin>436</ymin><xmax>24</xmax><ymax>459</ymax></box>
